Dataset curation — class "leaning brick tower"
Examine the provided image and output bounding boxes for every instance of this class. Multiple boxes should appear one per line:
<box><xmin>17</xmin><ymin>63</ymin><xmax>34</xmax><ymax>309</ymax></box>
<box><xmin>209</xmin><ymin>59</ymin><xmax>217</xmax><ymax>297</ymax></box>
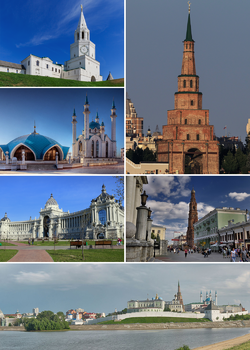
<box><xmin>186</xmin><ymin>188</ymin><xmax>198</xmax><ymax>247</ymax></box>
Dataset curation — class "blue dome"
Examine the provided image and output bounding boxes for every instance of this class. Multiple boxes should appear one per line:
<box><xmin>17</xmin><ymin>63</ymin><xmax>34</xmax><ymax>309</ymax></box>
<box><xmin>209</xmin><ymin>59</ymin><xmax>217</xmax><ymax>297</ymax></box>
<box><xmin>89</xmin><ymin>121</ymin><xmax>100</xmax><ymax>130</ymax></box>
<box><xmin>0</xmin><ymin>133</ymin><xmax>69</xmax><ymax>160</ymax></box>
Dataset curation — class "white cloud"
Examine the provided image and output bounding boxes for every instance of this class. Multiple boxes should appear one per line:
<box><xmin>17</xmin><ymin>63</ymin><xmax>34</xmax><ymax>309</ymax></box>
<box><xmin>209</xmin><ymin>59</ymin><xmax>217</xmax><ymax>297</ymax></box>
<box><xmin>12</xmin><ymin>271</ymin><xmax>52</xmax><ymax>284</ymax></box>
<box><xmin>145</xmin><ymin>176</ymin><xmax>191</xmax><ymax>198</ymax></box>
<box><xmin>228</xmin><ymin>192</ymin><xmax>250</xmax><ymax>202</ymax></box>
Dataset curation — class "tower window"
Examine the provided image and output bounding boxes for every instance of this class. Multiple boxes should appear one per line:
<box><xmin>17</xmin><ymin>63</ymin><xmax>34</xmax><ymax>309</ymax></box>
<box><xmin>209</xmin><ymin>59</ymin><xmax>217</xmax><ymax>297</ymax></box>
<box><xmin>186</xmin><ymin>44</ymin><xmax>188</xmax><ymax>49</ymax></box>
<box><xmin>199</xmin><ymin>119</ymin><xmax>201</xmax><ymax>125</ymax></box>
<box><xmin>190</xmin><ymin>80</ymin><xmax>193</xmax><ymax>88</ymax></box>
<box><xmin>36</xmin><ymin>61</ymin><xmax>39</xmax><ymax>66</ymax></box>
<box><xmin>191</xmin><ymin>100</ymin><xmax>194</xmax><ymax>106</ymax></box>
<box><xmin>187</xmin><ymin>134</ymin><xmax>190</xmax><ymax>140</ymax></box>
<box><xmin>183</xmin><ymin>80</ymin><xmax>186</xmax><ymax>88</ymax></box>
<box><xmin>189</xmin><ymin>43</ymin><xmax>191</xmax><ymax>49</ymax></box>
<box><xmin>52</xmin><ymin>67</ymin><xmax>54</xmax><ymax>71</ymax></box>
<box><xmin>82</xmin><ymin>31</ymin><xmax>84</xmax><ymax>39</ymax></box>
<box><xmin>28</xmin><ymin>61</ymin><xmax>30</xmax><ymax>66</ymax></box>
<box><xmin>77</xmin><ymin>33</ymin><xmax>79</xmax><ymax>40</ymax></box>
<box><xmin>197</xmin><ymin>134</ymin><xmax>199</xmax><ymax>141</ymax></box>
<box><xmin>185</xmin><ymin>119</ymin><xmax>187</xmax><ymax>125</ymax></box>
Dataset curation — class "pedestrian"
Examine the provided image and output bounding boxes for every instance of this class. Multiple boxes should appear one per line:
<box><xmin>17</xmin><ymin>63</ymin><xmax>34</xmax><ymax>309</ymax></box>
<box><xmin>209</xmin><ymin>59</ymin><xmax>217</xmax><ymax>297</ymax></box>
<box><xmin>185</xmin><ymin>248</ymin><xmax>187</xmax><ymax>258</ymax></box>
<box><xmin>32</xmin><ymin>238</ymin><xmax>34</xmax><ymax>245</ymax></box>
<box><xmin>241</xmin><ymin>247</ymin><xmax>247</xmax><ymax>262</ymax></box>
<box><xmin>231</xmin><ymin>248</ymin><xmax>236</xmax><ymax>262</ymax></box>
<box><xmin>28</xmin><ymin>238</ymin><xmax>31</xmax><ymax>245</ymax></box>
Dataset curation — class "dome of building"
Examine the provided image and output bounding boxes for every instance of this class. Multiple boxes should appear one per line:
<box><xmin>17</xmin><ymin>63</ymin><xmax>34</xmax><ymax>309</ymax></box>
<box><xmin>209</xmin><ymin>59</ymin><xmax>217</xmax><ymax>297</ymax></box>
<box><xmin>44</xmin><ymin>194</ymin><xmax>59</xmax><ymax>209</ymax></box>
<box><xmin>1</xmin><ymin>213</ymin><xmax>10</xmax><ymax>222</ymax></box>
<box><xmin>89</xmin><ymin>121</ymin><xmax>100</xmax><ymax>130</ymax></box>
<box><xmin>0</xmin><ymin>131</ymin><xmax>69</xmax><ymax>161</ymax></box>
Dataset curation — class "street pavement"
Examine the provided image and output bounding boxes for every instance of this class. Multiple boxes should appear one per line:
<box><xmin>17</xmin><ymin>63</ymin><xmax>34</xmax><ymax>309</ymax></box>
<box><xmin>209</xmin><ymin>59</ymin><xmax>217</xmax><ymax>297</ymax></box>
<box><xmin>0</xmin><ymin>163</ymin><xmax>124</xmax><ymax>175</ymax></box>
<box><xmin>149</xmin><ymin>251</ymin><xmax>247</xmax><ymax>263</ymax></box>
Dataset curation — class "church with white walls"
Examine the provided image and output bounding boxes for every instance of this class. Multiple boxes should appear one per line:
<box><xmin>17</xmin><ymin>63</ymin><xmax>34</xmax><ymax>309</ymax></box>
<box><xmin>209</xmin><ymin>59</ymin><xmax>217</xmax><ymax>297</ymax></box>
<box><xmin>0</xmin><ymin>185</ymin><xmax>124</xmax><ymax>240</ymax></box>
<box><xmin>72</xmin><ymin>95</ymin><xmax>117</xmax><ymax>161</ymax></box>
<box><xmin>0</xmin><ymin>5</ymin><xmax>103</xmax><ymax>82</ymax></box>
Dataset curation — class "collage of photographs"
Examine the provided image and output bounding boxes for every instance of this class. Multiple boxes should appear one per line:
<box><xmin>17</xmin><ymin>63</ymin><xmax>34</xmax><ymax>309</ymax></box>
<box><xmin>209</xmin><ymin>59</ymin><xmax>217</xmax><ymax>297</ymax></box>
<box><xmin>0</xmin><ymin>1</ymin><xmax>250</xmax><ymax>349</ymax></box>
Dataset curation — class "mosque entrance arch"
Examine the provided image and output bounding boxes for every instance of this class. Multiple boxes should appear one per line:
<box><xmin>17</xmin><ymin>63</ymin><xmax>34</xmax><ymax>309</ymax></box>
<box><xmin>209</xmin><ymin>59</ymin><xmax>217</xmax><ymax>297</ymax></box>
<box><xmin>44</xmin><ymin>147</ymin><xmax>62</xmax><ymax>161</ymax></box>
<box><xmin>97</xmin><ymin>232</ymin><xmax>105</xmax><ymax>239</ymax></box>
<box><xmin>14</xmin><ymin>146</ymin><xmax>35</xmax><ymax>161</ymax></box>
<box><xmin>43</xmin><ymin>216</ymin><xmax>50</xmax><ymax>238</ymax></box>
<box><xmin>185</xmin><ymin>148</ymin><xmax>203</xmax><ymax>174</ymax></box>
<box><xmin>91</xmin><ymin>76</ymin><xmax>96</xmax><ymax>82</ymax></box>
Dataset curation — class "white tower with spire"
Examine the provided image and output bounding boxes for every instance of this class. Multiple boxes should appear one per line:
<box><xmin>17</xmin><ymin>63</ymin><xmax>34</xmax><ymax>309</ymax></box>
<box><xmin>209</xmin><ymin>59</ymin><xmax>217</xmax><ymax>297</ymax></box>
<box><xmin>110</xmin><ymin>99</ymin><xmax>117</xmax><ymax>157</ymax></box>
<box><xmin>72</xmin><ymin>108</ymin><xmax>78</xmax><ymax>158</ymax></box>
<box><xmin>64</xmin><ymin>5</ymin><xmax>103</xmax><ymax>82</ymax></box>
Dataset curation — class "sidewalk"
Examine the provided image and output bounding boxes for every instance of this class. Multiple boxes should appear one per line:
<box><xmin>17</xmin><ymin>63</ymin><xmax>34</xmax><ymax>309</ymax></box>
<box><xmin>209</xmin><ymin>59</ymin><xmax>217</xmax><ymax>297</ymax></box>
<box><xmin>153</xmin><ymin>251</ymin><xmax>245</xmax><ymax>262</ymax></box>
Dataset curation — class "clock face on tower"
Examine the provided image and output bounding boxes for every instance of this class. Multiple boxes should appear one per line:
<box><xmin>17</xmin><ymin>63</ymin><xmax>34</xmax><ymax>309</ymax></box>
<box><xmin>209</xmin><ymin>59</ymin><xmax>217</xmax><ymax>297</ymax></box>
<box><xmin>80</xmin><ymin>45</ymin><xmax>89</xmax><ymax>55</ymax></box>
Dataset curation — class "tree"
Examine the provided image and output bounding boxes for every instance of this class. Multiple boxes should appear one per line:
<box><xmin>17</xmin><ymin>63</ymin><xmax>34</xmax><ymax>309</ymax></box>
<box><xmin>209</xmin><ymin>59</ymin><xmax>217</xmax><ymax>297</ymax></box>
<box><xmin>57</xmin><ymin>311</ymin><xmax>65</xmax><ymax>320</ymax></box>
<box><xmin>222</xmin><ymin>151</ymin><xmax>237</xmax><ymax>173</ymax></box>
<box><xmin>112</xmin><ymin>176</ymin><xmax>124</xmax><ymax>202</ymax></box>
<box><xmin>235</xmin><ymin>148</ymin><xmax>247</xmax><ymax>173</ymax></box>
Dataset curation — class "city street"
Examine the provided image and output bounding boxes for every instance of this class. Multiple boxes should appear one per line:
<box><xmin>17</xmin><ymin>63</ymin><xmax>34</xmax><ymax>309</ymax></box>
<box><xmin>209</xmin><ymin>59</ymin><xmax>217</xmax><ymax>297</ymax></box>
<box><xmin>150</xmin><ymin>251</ymin><xmax>247</xmax><ymax>263</ymax></box>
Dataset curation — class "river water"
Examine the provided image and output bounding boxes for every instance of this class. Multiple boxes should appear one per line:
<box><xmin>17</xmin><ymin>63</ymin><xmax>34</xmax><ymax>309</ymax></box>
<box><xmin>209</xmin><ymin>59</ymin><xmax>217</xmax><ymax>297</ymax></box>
<box><xmin>1</xmin><ymin>328</ymin><xmax>250</xmax><ymax>350</ymax></box>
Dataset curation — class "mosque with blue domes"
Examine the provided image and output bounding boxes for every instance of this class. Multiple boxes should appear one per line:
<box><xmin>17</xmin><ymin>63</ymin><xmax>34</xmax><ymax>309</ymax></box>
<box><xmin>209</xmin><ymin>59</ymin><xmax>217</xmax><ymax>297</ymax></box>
<box><xmin>72</xmin><ymin>95</ymin><xmax>117</xmax><ymax>162</ymax></box>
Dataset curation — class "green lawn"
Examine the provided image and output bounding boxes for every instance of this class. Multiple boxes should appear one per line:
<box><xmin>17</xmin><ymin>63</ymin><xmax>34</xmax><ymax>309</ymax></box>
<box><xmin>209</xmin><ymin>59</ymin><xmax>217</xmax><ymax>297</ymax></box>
<box><xmin>0</xmin><ymin>242</ymin><xmax>16</xmax><ymax>246</ymax></box>
<box><xmin>99</xmin><ymin>317</ymin><xmax>211</xmax><ymax>324</ymax></box>
<box><xmin>47</xmin><ymin>249</ymin><xmax>124</xmax><ymax>262</ymax></box>
<box><xmin>0</xmin><ymin>72</ymin><xmax>124</xmax><ymax>87</ymax></box>
<box><xmin>19</xmin><ymin>240</ymin><xmax>121</xmax><ymax>246</ymax></box>
<box><xmin>226</xmin><ymin>341</ymin><xmax>250</xmax><ymax>350</ymax></box>
<box><xmin>0</xmin><ymin>250</ymin><xmax>18</xmax><ymax>262</ymax></box>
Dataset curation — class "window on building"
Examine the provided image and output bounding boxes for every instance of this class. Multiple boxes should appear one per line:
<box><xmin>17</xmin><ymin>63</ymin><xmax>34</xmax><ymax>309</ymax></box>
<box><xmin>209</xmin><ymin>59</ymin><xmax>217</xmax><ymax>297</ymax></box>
<box><xmin>185</xmin><ymin>119</ymin><xmax>187</xmax><ymax>125</ymax></box>
<box><xmin>187</xmin><ymin>134</ymin><xmax>190</xmax><ymax>140</ymax></box>
<box><xmin>99</xmin><ymin>210</ymin><xmax>106</xmax><ymax>225</ymax></box>
<box><xmin>199</xmin><ymin>119</ymin><xmax>201</xmax><ymax>125</ymax></box>
<box><xmin>82</xmin><ymin>31</ymin><xmax>84</xmax><ymax>39</ymax></box>
<box><xmin>191</xmin><ymin>100</ymin><xmax>194</xmax><ymax>106</ymax></box>
<box><xmin>59</xmin><ymin>69</ymin><xmax>60</xmax><ymax>73</ymax></box>
<box><xmin>28</xmin><ymin>61</ymin><xmax>30</xmax><ymax>66</ymax></box>
<box><xmin>197</xmin><ymin>134</ymin><xmax>199</xmax><ymax>141</ymax></box>
<box><xmin>16</xmin><ymin>70</ymin><xmax>18</xmax><ymax>73</ymax></box>
<box><xmin>77</xmin><ymin>33</ymin><xmax>79</xmax><ymax>40</ymax></box>
<box><xmin>55</xmin><ymin>68</ymin><xmax>57</xmax><ymax>72</ymax></box>
<box><xmin>46</xmin><ymin>64</ymin><xmax>49</xmax><ymax>69</ymax></box>
<box><xmin>7</xmin><ymin>68</ymin><xmax>9</xmax><ymax>72</ymax></box>
<box><xmin>183</xmin><ymin>80</ymin><xmax>186</xmax><ymax>88</ymax></box>
<box><xmin>52</xmin><ymin>67</ymin><xmax>54</xmax><ymax>71</ymax></box>
<box><xmin>190</xmin><ymin>80</ymin><xmax>193</xmax><ymax>88</ymax></box>
<box><xmin>36</xmin><ymin>61</ymin><xmax>39</xmax><ymax>66</ymax></box>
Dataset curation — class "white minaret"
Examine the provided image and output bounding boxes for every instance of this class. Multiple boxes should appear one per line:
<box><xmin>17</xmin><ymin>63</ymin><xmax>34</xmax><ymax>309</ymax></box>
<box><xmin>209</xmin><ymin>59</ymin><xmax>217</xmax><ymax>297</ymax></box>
<box><xmin>209</xmin><ymin>290</ymin><xmax>212</xmax><ymax>299</ymax></box>
<box><xmin>72</xmin><ymin>108</ymin><xmax>77</xmax><ymax>158</ymax></box>
<box><xmin>200</xmin><ymin>291</ymin><xmax>202</xmax><ymax>303</ymax></box>
<box><xmin>110</xmin><ymin>99</ymin><xmax>117</xmax><ymax>157</ymax></box>
<box><xmin>84</xmin><ymin>94</ymin><xmax>90</xmax><ymax>143</ymax></box>
<box><xmin>215</xmin><ymin>291</ymin><xmax>218</xmax><ymax>305</ymax></box>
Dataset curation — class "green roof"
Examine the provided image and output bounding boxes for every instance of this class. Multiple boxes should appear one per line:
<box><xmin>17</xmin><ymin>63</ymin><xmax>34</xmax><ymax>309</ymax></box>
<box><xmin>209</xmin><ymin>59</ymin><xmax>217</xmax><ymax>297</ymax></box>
<box><xmin>185</xmin><ymin>13</ymin><xmax>194</xmax><ymax>42</ymax></box>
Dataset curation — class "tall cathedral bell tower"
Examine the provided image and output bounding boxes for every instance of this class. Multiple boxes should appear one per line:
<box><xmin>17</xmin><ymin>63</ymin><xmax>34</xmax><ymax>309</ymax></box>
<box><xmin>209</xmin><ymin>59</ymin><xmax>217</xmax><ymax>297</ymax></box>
<box><xmin>186</xmin><ymin>188</ymin><xmax>198</xmax><ymax>247</ymax></box>
<box><xmin>157</xmin><ymin>4</ymin><xmax>219</xmax><ymax>174</ymax></box>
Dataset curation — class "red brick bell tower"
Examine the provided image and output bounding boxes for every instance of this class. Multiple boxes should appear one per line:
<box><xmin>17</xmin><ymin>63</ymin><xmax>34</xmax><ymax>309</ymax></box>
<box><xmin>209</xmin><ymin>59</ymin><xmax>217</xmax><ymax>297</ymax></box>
<box><xmin>186</xmin><ymin>188</ymin><xmax>198</xmax><ymax>247</ymax></box>
<box><xmin>157</xmin><ymin>5</ymin><xmax>219</xmax><ymax>174</ymax></box>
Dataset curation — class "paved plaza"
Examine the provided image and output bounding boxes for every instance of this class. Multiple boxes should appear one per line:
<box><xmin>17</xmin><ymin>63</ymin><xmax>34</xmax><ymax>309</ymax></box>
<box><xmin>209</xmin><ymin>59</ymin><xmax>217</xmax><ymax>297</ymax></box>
<box><xmin>149</xmin><ymin>251</ymin><xmax>247</xmax><ymax>263</ymax></box>
<box><xmin>0</xmin><ymin>163</ymin><xmax>124</xmax><ymax>175</ymax></box>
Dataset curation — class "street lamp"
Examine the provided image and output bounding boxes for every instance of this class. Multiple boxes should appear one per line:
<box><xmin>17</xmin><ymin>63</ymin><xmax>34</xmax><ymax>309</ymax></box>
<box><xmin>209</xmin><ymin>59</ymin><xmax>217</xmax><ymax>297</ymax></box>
<box><xmin>141</xmin><ymin>191</ymin><xmax>148</xmax><ymax>207</ymax></box>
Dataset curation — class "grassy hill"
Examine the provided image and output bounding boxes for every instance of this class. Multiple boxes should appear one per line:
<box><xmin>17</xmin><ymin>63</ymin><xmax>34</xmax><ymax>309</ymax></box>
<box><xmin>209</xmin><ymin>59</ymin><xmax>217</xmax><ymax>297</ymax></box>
<box><xmin>0</xmin><ymin>72</ymin><xmax>124</xmax><ymax>87</ymax></box>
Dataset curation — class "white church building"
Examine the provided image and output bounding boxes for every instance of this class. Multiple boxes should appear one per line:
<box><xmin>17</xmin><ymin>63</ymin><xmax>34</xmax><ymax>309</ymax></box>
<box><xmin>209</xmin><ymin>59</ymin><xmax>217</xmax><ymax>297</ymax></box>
<box><xmin>0</xmin><ymin>5</ymin><xmax>103</xmax><ymax>82</ymax></box>
<box><xmin>72</xmin><ymin>95</ymin><xmax>117</xmax><ymax>162</ymax></box>
<box><xmin>0</xmin><ymin>185</ymin><xmax>124</xmax><ymax>241</ymax></box>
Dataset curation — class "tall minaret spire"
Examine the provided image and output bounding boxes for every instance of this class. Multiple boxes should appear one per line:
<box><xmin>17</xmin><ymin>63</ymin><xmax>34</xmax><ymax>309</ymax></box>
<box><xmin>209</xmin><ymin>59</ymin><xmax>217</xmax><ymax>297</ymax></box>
<box><xmin>110</xmin><ymin>98</ymin><xmax>117</xmax><ymax>158</ymax></box>
<box><xmin>72</xmin><ymin>108</ymin><xmax>77</xmax><ymax>158</ymax></box>
<box><xmin>83</xmin><ymin>94</ymin><xmax>90</xmax><ymax>158</ymax></box>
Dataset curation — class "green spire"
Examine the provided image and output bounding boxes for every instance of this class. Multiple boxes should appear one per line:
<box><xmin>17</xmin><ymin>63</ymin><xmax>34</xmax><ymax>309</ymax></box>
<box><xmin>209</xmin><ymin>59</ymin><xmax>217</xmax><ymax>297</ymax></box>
<box><xmin>85</xmin><ymin>94</ymin><xmax>89</xmax><ymax>105</ymax></box>
<box><xmin>96</xmin><ymin>110</ymin><xmax>99</xmax><ymax>118</ymax></box>
<box><xmin>73</xmin><ymin>108</ymin><xmax>76</xmax><ymax>116</ymax></box>
<box><xmin>185</xmin><ymin>13</ymin><xmax>193</xmax><ymax>42</ymax></box>
<box><xmin>112</xmin><ymin>98</ymin><xmax>116</xmax><ymax>109</ymax></box>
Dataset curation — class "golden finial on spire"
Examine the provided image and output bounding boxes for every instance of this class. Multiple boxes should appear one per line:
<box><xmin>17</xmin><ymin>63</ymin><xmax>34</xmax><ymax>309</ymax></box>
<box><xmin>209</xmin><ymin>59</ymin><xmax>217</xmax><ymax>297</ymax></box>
<box><xmin>188</xmin><ymin>1</ymin><xmax>191</xmax><ymax>13</ymax></box>
<box><xmin>34</xmin><ymin>121</ymin><xmax>36</xmax><ymax>133</ymax></box>
<box><xmin>81</xmin><ymin>4</ymin><xmax>83</xmax><ymax>12</ymax></box>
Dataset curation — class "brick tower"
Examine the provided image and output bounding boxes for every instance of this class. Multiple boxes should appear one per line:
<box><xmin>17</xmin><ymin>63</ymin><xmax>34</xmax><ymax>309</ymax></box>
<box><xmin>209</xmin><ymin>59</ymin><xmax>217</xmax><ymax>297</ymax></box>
<box><xmin>157</xmin><ymin>5</ymin><xmax>219</xmax><ymax>174</ymax></box>
<box><xmin>177</xmin><ymin>281</ymin><xmax>184</xmax><ymax>311</ymax></box>
<box><xmin>186</xmin><ymin>188</ymin><xmax>198</xmax><ymax>247</ymax></box>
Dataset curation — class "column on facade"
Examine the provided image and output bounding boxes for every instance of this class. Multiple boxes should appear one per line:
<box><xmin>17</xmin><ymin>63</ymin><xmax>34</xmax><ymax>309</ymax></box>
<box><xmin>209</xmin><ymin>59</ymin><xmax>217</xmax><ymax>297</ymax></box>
<box><xmin>126</xmin><ymin>177</ymin><xmax>136</xmax><ymax>224</ymax></box>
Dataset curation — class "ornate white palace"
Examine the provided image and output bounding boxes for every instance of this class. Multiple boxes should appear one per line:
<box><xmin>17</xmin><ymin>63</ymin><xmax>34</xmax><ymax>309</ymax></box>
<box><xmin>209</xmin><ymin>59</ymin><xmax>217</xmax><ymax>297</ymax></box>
<box><xmin>0</xmin><ymin>185</ymin><xmax>124</xmax><ymax>240</ymax></box>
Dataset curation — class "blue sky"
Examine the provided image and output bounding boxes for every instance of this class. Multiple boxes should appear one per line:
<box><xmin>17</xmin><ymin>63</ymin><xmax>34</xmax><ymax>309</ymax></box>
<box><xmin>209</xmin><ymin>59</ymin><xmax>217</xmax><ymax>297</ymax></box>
<box><xmin>0</xmin><ymin>88</ymin><xmax>124</xmax><ymax>156</ymax></box>
<box><xmin>144</xmin><ymin>176</ymin><xmax>250</xmax><ymax>241</ymax></box>
<box><xmin>0</xmin><ymin>176</ymin><xmax>123</xmax><ymax>221</ymax></box>
<box><xmin>127</xmin><ymin>0</ymin><xmax>250</xmax><ymax>141</ymax></box>
<box><xmin>0</xmin><ymin>0</ymin><xmax>124</xmax><ymax>80</ymax></box>
<box><xmin>0</xmin><ymin>264</ymin><xmax>249</xmax><ymax>315</ymax></box>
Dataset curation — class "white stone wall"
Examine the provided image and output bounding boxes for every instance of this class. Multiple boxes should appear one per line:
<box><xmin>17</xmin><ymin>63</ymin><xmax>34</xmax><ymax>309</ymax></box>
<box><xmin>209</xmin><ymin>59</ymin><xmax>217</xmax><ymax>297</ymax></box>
<box><xmin>21</xmin><ymin>55</ymin><xmax>63</xmax><ymax>78</ymax></box>
<box><xmin>0</xmin><ymin>65</ymin><xmax>25</xmax><ymax>74</ymax></box>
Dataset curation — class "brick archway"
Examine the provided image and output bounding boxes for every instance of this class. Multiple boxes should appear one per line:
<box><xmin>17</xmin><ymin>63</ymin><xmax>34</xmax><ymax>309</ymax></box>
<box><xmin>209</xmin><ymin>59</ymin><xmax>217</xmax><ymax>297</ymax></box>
<box><xmin>185</xmin><ymin>148</ymin><xmax>203</xmax><ymax>174</ymax></box>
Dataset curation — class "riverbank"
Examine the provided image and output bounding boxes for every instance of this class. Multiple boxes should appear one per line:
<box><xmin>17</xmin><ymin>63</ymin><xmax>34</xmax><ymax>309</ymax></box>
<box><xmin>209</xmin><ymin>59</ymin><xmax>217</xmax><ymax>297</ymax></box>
<box><xmin>192</xmin><ymin>333</ymin><xmax>250</xmax><ymax>350</ymax></box>
<box><xmin>1</xmin><ymin>320</ymin><xmax>250</xmax><ymax>332</ymax></box>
